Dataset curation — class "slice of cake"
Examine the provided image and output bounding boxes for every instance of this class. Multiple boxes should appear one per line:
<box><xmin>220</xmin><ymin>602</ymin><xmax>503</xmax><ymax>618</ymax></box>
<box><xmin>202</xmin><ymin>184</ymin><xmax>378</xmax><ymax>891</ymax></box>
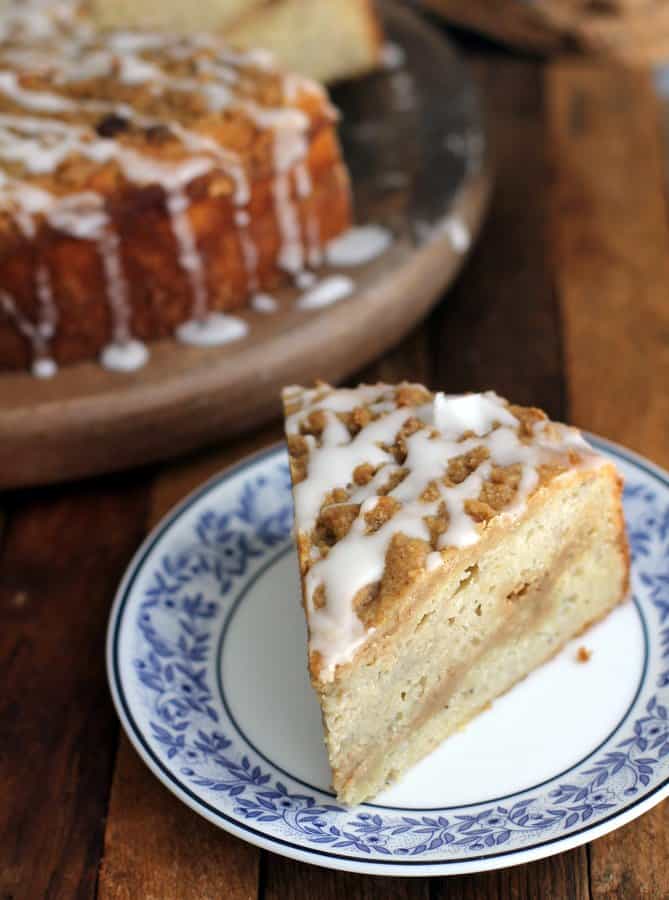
<box><xmin>282</xmin><ymin>382</ymin><xmax>629</xmax><ymax>805</ymax></box>
<box><xmin>0</xmin><ymin>2</ymin><xmax>352</xmax><ymax>375</ymax></box>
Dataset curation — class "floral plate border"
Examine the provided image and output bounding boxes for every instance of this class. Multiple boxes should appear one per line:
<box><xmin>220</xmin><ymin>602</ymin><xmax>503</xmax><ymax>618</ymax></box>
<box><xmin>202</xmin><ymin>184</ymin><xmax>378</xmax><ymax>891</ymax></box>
<box><xmin>107</xmin><ymin>438</ymin><xmax>669</xmax><ymax>876</ymax></box>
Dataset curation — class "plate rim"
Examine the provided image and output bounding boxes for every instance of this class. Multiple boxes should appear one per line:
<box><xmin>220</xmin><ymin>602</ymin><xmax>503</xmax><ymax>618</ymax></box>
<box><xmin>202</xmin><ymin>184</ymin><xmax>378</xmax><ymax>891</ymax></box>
<box><xmin>106</xmin><ymin>435</ymin><xmax>669</xmax><ymax>876</ymax></box>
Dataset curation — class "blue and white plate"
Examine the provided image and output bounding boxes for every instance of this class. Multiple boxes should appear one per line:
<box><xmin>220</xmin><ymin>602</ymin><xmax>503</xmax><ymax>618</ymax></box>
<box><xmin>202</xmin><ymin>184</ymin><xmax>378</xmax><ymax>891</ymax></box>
<box><xmin>107</xmin><ymin>438</ymin><xmax>669</xmax><ymax>876</ymax></box>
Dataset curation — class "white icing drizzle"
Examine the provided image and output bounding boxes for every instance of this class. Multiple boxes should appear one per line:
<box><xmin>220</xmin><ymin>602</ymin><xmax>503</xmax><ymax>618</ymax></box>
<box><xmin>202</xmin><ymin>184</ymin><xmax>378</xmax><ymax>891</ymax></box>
<box><xmin>273</xmin><ymin>171</ymin><xmax>304</xmax><ymax>275</ymax></box>
<box><xmin>49</xmin><ymin>191</ymin><xmax>135</xmax><ymax>344</ymax></box>
<box><xmin>175</xmin><ymin>312</ymin><xmax>248</xmax><ymax>347</ymax></box>
<box><xmin>0</xmin><ymin>288</ymin><xmax>54</xmax><ymax>372</ymax></box>
<box><xmin>98</xmin><ymin>229</ymin><xmax>132</xmax><ymax>343</ymax></box>
<box><xmin>443</xmin><ymin>216</ymin><xmax>470</xmax><ymax>253</ymax></box>
<box><xmin>268</xmin><ymin>84</ymin><xmax>312</xmax><ymax>277</ymax></box>
<box><xmin>295</xmin><ymin>270</ymin><xmax>316</xmax><ymax>290</ymax></box>
<box><xmin>100</xmin><ymin>338</ymin><xmax>149</xmax><ymax>372</ymax></box>
<box><xmin>12</xmin><ymin>202</ymin><xmax>58</xmax><ymax>367</ymax></box>
<box><xmin>325</xmin><ymin>225</ymin><xmax>392</xmax><ymax>267</ymax></box>
<box><xmin>251</xmin><ymin>293</ymin><xmax>278</xmax><ymax>314</ymax></box>
<box><xmin>296</xmin><ymin>275</ymin><xmax>354</xmax><ymax>310</ymax></box>
<box><xmin>294</xmin><ymin>160</ymin><xmax>322</xmax><ymax>268</ymax></box>
<box><xmin>285</xmin><ymin>385</ymin><xmax>607</xmax><ymax>680</ymax></box>
<box><xmin>0</xmin><ymin>70</ymin><xmax>76</xmax><ymax>112</ymax></box>
<box><xmin>166</xmin><ymin>188</ymin><xmax>208</xmax><ymax>322</ymax></box>
<box><xmin>32</xmin><ymin>355</ymin><xmax>57</xmax><ymax>378</ymax></box>
<box><xmin>235</xmin><ymin>208</ymin><xmax>259</xmax><ymax>294</ymax></box>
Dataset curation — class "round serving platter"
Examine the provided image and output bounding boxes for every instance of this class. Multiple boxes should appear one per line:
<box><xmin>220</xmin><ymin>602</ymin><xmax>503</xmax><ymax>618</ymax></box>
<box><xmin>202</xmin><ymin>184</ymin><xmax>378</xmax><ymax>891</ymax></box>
<box><xmin>0</xmin><ymin>0</ymin><xmax>490</xmax><ymax>488</ymax></box>
<box><xmin>107</xmin><ymin>437</ymin><xmax>669</xmax><ymax>877</ymax></box>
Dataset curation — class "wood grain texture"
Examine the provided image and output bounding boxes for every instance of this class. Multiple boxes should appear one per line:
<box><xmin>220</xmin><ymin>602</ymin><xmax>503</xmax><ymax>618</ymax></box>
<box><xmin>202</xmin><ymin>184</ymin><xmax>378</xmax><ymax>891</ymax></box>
<box><xmin>431</xmin><ymin>847</ymin><xmax>589</xmax><ymax>899</ymax></box>
<box><xmin>548</xmin><ymin>62</ymin><xmax>669</xmax><ymax>466</ymax></box>
<box><xmin>0</xmin><ymin>473</ymin><xmax>149</xmax><ymax>900</ymax></box>
<box><xmin>548</xmin><ymin>60</ymin><xmax>669</xmax><ymax>896</ymax></box>
<box><xmin>434</xmin><ymin>57</ymin><xmax>566</xmax><ymax>422</ymax></box>
<box><xmin>99</xmin><ymin>736</ymin><xmax>259</xmax><ymax>900</ymax></box>
<box><xmin>263</xmin><ymin>857</ymin><xmax>429</xmax><ymax>900</ymax></box>
<box><xmin>588</xmin><ymin>809</ymin><xmax>669</xmax><ymax>899</ymax></box>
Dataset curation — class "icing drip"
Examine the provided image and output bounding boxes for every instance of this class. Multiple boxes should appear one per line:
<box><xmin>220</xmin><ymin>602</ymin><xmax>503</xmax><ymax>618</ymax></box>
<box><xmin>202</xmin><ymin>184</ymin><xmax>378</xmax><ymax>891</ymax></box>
<box><xmin>295</xmin><ymin>270</ymin><xmax>316</xmax><ymax>290</ymax></box>
<box><xmin>49</xmin><ymin>191</ymin><xmax>135</xmax><ymax>345</ymax></box>
<box><xmin>100</xmin><ymin>338</ymin><xmax>149</xmax><ymax>372</ymax></box>
<box><xmin>273</xmin><ymin>171</ymin><xmax>304</xmax><ymax>274</ymax></box>
<box><xmin>235</xmin><ymin>209</ymin><xmax>258</xmax><ymax>293</ymax></box>
<box><xmin>0</xmin><ymin>288</ymin><xmax>54</xmax><ymax>374</ymax></box>
<box><xmin>175</xmin><ymin>312</ymin><xmax>248</xmax><ymax>347</ymax></box>
<box><xmin>166</xmin><ymin>188</ymin><xmax>208</xmax><ymax>322</ymax></box>
<box><xmin>251</xmin><ymin>293</ymin><xmax>278</xmax><ymax>314</ymax></box>
<box><xmin>32</xmin><ymin>356</ymin><xmax>57</xmax><ymax>378</ymax></box>
<box><xmin>296</xmin><ymin>275</ymin><xmax>354</xmax><ymax>310</ymax></box>
<box><xmin>12</xmin><ymin>204</ymin><xmax>58</xmax><ymax>368</ymax></box>
<box><xmin>325</xmin><ymin>225</ymin><xmax>392</xmax><ymax>267</ymax></box>
<box><xmin>268</xmin><ymin>86</ymin><xmax>311</xmax><ymax>276</ymax></box>
<box><xmin>294</xmin><ymin>161</ymin><xmax>322</xmax><ymax>268</ymax></box>
<box><xmin>98</xmin><ymin>229</ymin><xmax>132</xmax><ymax>343</ymax></box>
<box><xmin>285</xmin><ymin>385</ymin><xmax>607</xmax><ymax>680</ymax></box>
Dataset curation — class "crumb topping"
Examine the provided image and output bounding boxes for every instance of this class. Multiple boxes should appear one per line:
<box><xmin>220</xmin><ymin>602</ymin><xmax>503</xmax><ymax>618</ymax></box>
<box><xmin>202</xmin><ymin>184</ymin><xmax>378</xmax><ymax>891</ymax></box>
<box><xmin>283</xmin><ymin>383</ymin><xmax>605</xmax><ymax>681</ymax></box>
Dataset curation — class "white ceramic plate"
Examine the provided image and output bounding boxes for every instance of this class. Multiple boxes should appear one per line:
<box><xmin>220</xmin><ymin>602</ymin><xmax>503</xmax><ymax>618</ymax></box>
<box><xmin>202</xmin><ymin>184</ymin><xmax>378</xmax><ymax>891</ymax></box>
<box><xmin>107</xmin><ymin>438</ymin><xmax>669</xmax><ymax>876</ymax></box>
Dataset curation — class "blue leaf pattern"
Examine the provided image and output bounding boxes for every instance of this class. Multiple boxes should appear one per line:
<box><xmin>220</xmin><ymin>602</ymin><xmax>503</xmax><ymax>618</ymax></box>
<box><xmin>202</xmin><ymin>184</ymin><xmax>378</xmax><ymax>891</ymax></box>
<box><xmin>126</xmin><ymin>454</ymin><xmax>669</xmax><ymax>859</ymax></box>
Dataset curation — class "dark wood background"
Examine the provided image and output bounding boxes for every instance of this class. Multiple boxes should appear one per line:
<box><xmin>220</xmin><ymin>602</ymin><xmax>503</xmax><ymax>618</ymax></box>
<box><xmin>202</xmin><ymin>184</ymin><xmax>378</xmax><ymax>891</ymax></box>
<box><xmin>2</xmin><ymin>23</ymin><xmax>669</xmax><ymax>900</ymax></box>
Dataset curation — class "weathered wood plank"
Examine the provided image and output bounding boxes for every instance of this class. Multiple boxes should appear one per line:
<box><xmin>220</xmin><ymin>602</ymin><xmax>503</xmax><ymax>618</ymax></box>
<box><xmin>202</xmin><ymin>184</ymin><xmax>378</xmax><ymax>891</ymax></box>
<box><xmin>99</xmin><ymin>736</ymin><xmax>259</xmax><ymax>900</ymax></box>
<box><xmin>588</xmin><ymin>810</ymin><xmax>669</xmax><ymax>899</ymax></box>
<box><xmin>0</xmin><ymin>473</ymin><xmax>149</xmax><ymax>900</ymax></box>
<box><xmin>547</xmin><ymin>60</ymin><xmax>669</xmax><ymax>897</ymax></box>
<box><xmin>548</xmin><ymin>61</ymin><xmax>669</xmax><ymax>466</ymax></box>
<box><xmin>263</xmin><ymin>858</ymin><xmax>428</xmax><ymax>900</ymax></box>
<box><xmin>434</xmin><ymin>57</ymin><xmax>565</xmax><ymax>421</ymax></box>
<box><xmin>432</xmin><ymin>847</ymin><xmax>590</xmax><ymax>899</ymax></box>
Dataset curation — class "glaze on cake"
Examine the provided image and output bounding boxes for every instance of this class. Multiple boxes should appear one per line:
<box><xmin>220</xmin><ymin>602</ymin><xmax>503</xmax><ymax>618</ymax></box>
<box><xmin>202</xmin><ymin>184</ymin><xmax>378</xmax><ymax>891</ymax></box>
<box><xmin>0</xmin><ymin>1</ymin><xmax>352</xmax><ymax>375</ymax></box>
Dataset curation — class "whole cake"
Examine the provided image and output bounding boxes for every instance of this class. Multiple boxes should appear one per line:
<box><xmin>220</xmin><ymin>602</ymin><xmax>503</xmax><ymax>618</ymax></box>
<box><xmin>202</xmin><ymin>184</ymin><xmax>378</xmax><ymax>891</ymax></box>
<box><xmin>282</xmin><ymin>382</ymin><xmax>629</xmax><ymax>805</ymax></box>
<box><xmin>0</xmin><ymin>3</ymin><xmax>352</xmax><ymax>376</ymax></box>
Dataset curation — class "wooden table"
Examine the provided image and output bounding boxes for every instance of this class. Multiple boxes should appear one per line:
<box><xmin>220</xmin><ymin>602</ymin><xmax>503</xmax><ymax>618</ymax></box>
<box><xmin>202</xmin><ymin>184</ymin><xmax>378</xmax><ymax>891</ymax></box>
<box><xmin>2</xmin><ymin>34</ymin><xmax>669</xmax><ymax>899</ymax></box>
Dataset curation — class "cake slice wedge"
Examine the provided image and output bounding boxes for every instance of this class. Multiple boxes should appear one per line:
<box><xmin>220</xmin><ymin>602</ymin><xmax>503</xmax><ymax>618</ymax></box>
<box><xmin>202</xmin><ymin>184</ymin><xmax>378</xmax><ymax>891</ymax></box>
<box><xmin>282</xmin><ymin>383</ymin><xmax>629</xmax><ymax>806</ymax></box>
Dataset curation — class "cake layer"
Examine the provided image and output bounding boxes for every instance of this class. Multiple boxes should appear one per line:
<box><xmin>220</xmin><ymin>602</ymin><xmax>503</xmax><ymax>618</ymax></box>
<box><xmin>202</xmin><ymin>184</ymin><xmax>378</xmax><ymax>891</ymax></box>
<box><xmin>282</xmin><ymin>383</ymin><xmax>629</xmax><ymax>804</ymax></box>
<box><xmin>0</xmin><ymin>3</ymin><xmax>352</xmax><ymax>374</ymax></box>
<box><xmin>322</xmin><ymin>462</ymin><xmax>627</xmax><ymax>804</ymax></box>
